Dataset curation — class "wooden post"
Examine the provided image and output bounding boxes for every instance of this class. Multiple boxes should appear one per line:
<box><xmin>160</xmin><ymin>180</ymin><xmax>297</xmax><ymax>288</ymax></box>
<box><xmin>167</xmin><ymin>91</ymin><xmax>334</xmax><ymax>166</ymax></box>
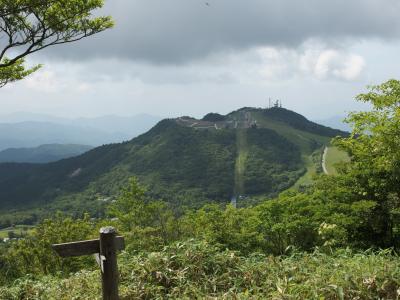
<box><xmin>52</xmin><ymin>227</ymin><xmax>124</xmax><ymax>300</ymax></box>
<box><xmin>100</xmin><ymin>226</ymin><xmax>119</xmax><ymax>300</ymax></box>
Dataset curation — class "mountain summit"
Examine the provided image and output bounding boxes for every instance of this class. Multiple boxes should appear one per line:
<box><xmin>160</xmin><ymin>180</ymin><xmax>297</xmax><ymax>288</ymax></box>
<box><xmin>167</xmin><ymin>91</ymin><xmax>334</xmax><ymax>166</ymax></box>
<box><xmin>0</xmin><ymin>107</ymin><xmax>347</xmax><ymax>222</ymax></box>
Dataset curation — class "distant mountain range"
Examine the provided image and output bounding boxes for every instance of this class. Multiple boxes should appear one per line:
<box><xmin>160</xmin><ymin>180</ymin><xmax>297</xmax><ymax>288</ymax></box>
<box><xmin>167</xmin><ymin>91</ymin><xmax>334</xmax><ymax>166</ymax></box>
<box><xmin>0</xmin><ymin>113</ymin><xmax>162</xmax><ymax>151</ymax></box>
<box><xmin>313</xmin><ymin>115</ymin><xmax>351</xmax><ymax>132</ymax></box>
<box><xmin>0</xmin><ymin>144</ymin><xmax>93</xmax><ymax>163</ymax></box>
<box><xmin>0</xmin><ymin>107</ymin><xmax>347</xmax><ymax>225</ymax></box>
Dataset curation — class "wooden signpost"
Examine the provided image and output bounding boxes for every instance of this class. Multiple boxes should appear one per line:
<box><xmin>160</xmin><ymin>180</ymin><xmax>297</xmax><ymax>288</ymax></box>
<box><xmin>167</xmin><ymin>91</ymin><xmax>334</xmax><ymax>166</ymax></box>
<box><xmin>52</xmin><ymin>227</ymin><xmax>125</xmax><ymax>300</ymax></box>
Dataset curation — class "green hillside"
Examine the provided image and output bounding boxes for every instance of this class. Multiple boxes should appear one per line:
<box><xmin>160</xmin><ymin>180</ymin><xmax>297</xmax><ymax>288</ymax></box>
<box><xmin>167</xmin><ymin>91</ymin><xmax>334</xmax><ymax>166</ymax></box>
<box><xmin>0</xmin><ymin>107</ymin><xmax>347</xmax><ymax>225</ymax></box>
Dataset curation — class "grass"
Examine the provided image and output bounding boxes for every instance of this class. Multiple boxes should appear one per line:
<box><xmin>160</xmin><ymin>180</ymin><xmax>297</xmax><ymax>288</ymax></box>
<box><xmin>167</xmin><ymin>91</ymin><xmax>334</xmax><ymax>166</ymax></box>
<box><xmin>252</xmin><ymin>111</ymin><xmax>331</xmax><ymax>154</ymax></box>
<box><xmin>234</xmin><ymin>129</ymin><xmax>248</xmax><ymax>197</ymax></box>
<box><xmin>294</xmin><ymin>154</ymin><xmax>319</xmax><ymax>187</ymax></box>
<box><xmin>296</xmin><ymin>146</ymin><xmax>350</xmax><ymax>186</ymax></box>
<box><xmin>1</xmin><ymin>240</ymin><xmax>399</xmax><ymax>299</ymax></box>
<box><xmin>325</xmin><ymin>146</ymin><xmax>350</xmax><ymax>175</ymax></box>
<box><xmin>0</xmin><ymin>225</ymin><xmax>35</xmax><ymax>239</ymax></box>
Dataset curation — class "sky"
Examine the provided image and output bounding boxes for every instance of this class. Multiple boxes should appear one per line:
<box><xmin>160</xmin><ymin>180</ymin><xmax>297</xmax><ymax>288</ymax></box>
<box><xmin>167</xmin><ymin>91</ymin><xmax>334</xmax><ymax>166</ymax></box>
<box><xmin>1</xmin><ymin>0</ymin><xmax>400</xmax><ymax>120</ymax></box>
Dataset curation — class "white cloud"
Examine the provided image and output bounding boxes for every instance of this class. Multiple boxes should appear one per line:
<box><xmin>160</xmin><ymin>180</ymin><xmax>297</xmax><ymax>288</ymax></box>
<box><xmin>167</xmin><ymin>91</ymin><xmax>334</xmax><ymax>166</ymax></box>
<box><xmin>257</xmin><ymin>48</ymin><xmax>292</xmax><ymax>80</ymax></box>
<box><xmin>22</xmin><ymin>64</ymin><xmax>95</xmax><ymax>94</ymax></box>
<box><xmin>76</xmin><ymin>83</ymin><xmax>93</xmax><ymax>93</ymax></box>
<box><xmin>257</xmin><ymin>42</ymin><xmax>366</xmax><ymax>82</ymax></box>
<box><xmin>43</xmin><ymin>0</ymin><xmax>400</xmax><ymax>64</ymax></box>
<box><xmin>334</xmin><ymin>54</ymin><xmax>366</xmax><ymax>81</ymax></box>
<box><xmin>314</xmin><ymin>50</ymin><xmax>340</xmax><ymax>79</ymax></box>
<box><xmin>312</xmin><ymin>50</ymin><xmax>365</xmax><ymax>81</ymax></box>
<box><xmin>25</xmin><ymin>70</ymin><xmax>61</xmax><ymax>93</ymax></box>
<box><xmin>18</xmin><ymin>41</ymin><xmax>366</xmax><ymax>100</ymax></box>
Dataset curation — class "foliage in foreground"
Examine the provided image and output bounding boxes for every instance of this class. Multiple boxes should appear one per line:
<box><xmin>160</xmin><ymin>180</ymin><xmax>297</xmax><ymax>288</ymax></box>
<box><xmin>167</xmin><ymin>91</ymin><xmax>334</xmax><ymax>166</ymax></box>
<box><xmin>1</xmin><ymin>79</ymin><xmax>400</xmax><ymax>299</ymax></box>
<box><xmin>0</xmin><ymin>240</ymin><xmax>399</xmax><ymax>299</ymax></box>
<box><xmin>0</xmin><ymin>174</ymin><xmax>392</xmax><ymax>285</ymax></box>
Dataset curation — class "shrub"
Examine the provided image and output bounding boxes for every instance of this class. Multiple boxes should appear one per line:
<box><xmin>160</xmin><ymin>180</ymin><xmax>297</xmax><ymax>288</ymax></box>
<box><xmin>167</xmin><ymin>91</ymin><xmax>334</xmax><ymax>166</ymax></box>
<box><xmin>1</xmin><ymin>240</ymin><xmax>399</xmax><ymax>299</ymax></box>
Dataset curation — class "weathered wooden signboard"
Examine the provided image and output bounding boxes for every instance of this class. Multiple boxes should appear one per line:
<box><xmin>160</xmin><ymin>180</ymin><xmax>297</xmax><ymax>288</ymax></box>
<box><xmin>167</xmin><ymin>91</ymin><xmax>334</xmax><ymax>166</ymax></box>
<box><xmin>52</xmin><ymin>227</ymin><xmax>125</xmax><ymax>300</ymax></box>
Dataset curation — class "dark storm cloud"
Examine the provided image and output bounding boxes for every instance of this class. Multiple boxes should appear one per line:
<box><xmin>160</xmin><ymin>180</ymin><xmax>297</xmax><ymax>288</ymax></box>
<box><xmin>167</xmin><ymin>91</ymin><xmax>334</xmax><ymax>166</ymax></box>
<box><xmin>46</xmin><ymin>0</ymin><xmax>400</xmax><ymax>64</ymax></box>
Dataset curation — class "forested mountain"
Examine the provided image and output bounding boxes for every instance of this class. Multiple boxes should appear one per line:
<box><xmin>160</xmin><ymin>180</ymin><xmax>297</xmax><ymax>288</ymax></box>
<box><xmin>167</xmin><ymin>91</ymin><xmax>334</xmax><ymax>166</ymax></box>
<box><xmin>0</xmin><ymin>107</ymin><xmax>347</xmax><ymax>224</ymax></box>
<box><xmin>0</xmin><ymin>144</ymin><xmax>93</xmax><ymax>163</ymax></box>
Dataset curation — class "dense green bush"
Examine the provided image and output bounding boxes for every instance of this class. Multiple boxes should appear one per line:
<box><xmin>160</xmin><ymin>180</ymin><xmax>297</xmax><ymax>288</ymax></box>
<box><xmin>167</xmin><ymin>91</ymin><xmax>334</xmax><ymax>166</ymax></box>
<box><xmin>0</xmin><ymin>213</ymin><xmax>101</xmax><ymax>284</ymax></box>
<box><xmin>0</xmin><ymin>174</ymin><xmax>388</xmax><ymax>287</ymax></box>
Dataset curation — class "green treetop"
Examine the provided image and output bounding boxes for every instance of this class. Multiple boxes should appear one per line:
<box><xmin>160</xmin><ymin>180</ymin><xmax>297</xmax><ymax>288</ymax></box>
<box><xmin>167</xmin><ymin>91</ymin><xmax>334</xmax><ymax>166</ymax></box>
<box><xmin>0</xmin><ymin>0</ymin><xmax>113</xmax><ymax>87</ymax></box>
<box><xmin>333</xmin><ymin>79</ymin><xmax>400</xmax><ymax>248</ymax></box>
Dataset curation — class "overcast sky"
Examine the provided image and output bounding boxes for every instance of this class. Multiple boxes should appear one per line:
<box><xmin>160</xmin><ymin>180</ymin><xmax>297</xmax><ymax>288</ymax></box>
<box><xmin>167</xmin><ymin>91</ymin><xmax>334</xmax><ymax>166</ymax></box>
<box><xmin>1</xmin><ymin>0</ymin><xmax>400</xmax><ymax>120</ymax></box>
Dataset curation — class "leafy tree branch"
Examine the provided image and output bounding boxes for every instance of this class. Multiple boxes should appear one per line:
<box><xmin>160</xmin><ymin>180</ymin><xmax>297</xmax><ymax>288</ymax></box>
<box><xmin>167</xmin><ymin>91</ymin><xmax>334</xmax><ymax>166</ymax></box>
<box><xmin>0</xmin><ymin>0</ymin><xmax>113</xmax><ymax>87</ymax></box>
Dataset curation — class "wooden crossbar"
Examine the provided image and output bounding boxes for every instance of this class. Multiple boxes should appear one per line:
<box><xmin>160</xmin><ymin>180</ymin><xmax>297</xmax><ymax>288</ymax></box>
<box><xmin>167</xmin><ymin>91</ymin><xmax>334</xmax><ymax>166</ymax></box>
<box><xmin>52</xmin><ymin>227</ymin><xmax>124</xmax><ymax>300</ymax></box>
<box><xmin>52</xmin><ymin>236</ymin><xmax>125</xmax><ymax>257</ymax></box>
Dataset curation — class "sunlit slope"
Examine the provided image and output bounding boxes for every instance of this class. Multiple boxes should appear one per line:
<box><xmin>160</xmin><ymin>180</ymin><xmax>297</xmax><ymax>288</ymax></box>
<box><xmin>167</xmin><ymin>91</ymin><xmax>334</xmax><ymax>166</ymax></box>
<box><xmin>250</xmin><ymin>109</ymin><xmax>335</xmax><ymax>153</ymax></box>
